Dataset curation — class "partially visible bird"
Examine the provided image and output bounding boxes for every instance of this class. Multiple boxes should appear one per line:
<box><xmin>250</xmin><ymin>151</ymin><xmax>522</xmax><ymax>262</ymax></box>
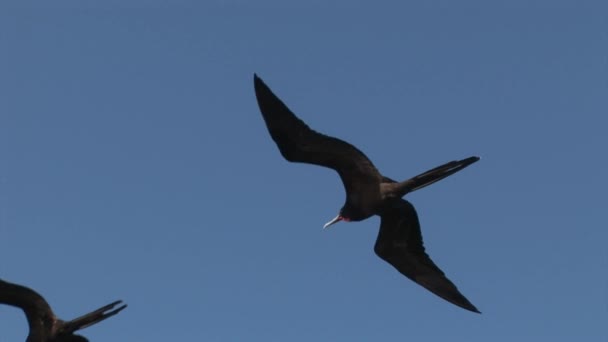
<box><xmin>254</xmin><ymin>74</ymin><xmax>481</xmax><ymax>313</ymax></box>
<box><xmin>0</xmin><ymin>278</ymin><xmax>126</xmax><ymax>341</ymax></box>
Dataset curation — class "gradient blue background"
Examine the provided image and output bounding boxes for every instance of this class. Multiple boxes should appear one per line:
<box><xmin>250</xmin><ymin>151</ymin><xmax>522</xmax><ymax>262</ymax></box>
<box><xmin>1</xmin><ymin>1</ymin><xmax>607</xmax><ymax>341</ymax></box>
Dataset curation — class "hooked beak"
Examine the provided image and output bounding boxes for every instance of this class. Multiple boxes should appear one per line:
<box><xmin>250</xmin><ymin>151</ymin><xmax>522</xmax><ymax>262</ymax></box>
<box><xmin>323</xmin><ymin>215</ymin><xmax>343</xmax><ymax>230</ymax></box>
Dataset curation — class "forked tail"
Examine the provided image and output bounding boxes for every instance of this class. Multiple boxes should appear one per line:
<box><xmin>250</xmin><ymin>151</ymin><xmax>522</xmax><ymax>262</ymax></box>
<box><xmin>61</xmin><ymin>300</ymin><xmax>127</xmax><ymax>334</ymax></box>
<box><xmin>395</xmin><ymin>156</ymin><xmax>480</xmax><ymax>197</ymax></box>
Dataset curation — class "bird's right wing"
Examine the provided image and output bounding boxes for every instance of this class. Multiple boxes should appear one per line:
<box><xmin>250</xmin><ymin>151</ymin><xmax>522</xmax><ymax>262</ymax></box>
<box><xmin>254</xmin><ymin>74</ymin><xmax>382</xmax><ymax>194</ymax></box>
<box><xmin>374</xmin><ymin>200</ymin><xmax>480</xmax><ymax>313</ymax></box>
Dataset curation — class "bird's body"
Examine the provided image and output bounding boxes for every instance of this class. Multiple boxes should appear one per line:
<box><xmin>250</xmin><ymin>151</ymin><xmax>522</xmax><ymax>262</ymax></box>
<box><xmin>254</xmin><ymin>74</ymin><xmax>481</xmax><ymax>313</ymax></box>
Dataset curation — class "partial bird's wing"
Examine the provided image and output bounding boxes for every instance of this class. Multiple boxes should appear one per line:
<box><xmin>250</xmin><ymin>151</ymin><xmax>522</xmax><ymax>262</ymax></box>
<box><xmin>0</xmin><ymin>278</ymin><xmax>127</xmax><ymax>341</ymax></box>
<box><xmin>254</xmin><ymin>74</ymin><xmax>382</xmax><ymax>195</ymax></box>
<box><xmin>374</xmin><ymin>200</ymin><xmax>480</xmax><ymax>313</ymax></box>
<box><xmin>0</xmin><ymin>278</ymin><xmax>56</xmax><ymax>335</ymax></box>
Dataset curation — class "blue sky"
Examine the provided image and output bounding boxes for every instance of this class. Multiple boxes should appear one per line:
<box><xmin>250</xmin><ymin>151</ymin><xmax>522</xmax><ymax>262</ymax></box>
<box><xmin>1</xmin><ymin>1</ymin><xmax>607</xmax><ymax>341</ymax></box>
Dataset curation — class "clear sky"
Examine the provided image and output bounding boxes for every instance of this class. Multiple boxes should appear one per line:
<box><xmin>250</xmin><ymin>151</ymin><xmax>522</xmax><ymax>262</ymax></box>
<box><xmin>1</xmin><ymin>1</ymin><xmax>607</xmax><ymax>341</ymax></box>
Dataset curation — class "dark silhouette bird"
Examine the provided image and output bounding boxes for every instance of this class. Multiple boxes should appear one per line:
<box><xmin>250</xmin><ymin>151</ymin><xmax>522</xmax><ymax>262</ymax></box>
<box><xmin>253</xmin><ymin>74</ymin><xmax>481</xmax><ymax>313</ymax></box>
<box><xmin>0</xmin><ymin>278</ymin><xmax>126</xmax><ymax>341</ymax></box>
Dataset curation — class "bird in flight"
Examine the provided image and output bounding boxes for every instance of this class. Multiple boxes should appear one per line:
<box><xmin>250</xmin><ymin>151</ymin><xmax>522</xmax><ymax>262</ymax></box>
<box><xmin>0</xmin><ymin>278</ymin><xmax>126</xmax><ymax>341</ymax></box>
<box><xmin>253</xmin><ymin>74</ymin><xmax>481</xmax><ymax>313</ymax></box>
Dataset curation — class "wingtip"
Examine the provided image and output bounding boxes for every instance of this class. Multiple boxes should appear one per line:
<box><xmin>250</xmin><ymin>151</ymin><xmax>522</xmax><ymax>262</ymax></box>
<box><xmin>460</xmin><ymin>300</ymin><xmax>481</xmax><ymax>314</ymax></box>
<box><xmin>469</xmin><ymin>306</ymin><xmax>482</xmax><ymax>314</ymax></box>
<box><xmin>253</xmin><ymin>73</ymin><xmax>266</xmax><ymax>90</ymax></box>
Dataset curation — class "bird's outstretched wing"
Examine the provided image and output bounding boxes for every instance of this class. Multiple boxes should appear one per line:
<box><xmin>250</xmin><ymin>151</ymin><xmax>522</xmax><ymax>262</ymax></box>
<box><xmin>254</xmin><ymin>74</ymin><xmax>382</xmax><ymax>195</ymax></box>
<box><xmin>374</xmin><ymin>200</ymin><xmax>480</xmax><ymax>313</ymax></box>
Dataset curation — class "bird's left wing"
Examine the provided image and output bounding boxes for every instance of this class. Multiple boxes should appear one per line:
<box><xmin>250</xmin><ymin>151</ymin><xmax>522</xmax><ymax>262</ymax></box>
<box><xmin>0</xmin><ymin>278</ymin><xmax>127</xmax><ymax>340</ymax></box>
<box><xmin>0</xmin><ymin>278</ymin><xmax>56</xmax><ymax>333</ymax></box>
<box><xmin>374</xmin><ymin>200</ymin><xmax>480</xmax><ymax>313</ymax></box>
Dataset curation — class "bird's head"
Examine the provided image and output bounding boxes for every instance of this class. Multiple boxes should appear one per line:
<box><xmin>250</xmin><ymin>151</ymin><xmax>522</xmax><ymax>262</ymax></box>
<box><xmin>323</xmin><ymin>205</ymin><xmax>355</xmax><ymax>230</ymax></box>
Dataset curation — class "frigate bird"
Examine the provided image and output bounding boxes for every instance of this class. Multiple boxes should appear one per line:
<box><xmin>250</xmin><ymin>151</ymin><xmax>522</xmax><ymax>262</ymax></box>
<box><xmin>0</xmin><ymin>278</ymin><xmax>126</xmax><ymax>341</ymax></box>
<box><xmin>253</xmin><ymin>74</ymin><xmax>481</xmax><ymax>313</ymax></box>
